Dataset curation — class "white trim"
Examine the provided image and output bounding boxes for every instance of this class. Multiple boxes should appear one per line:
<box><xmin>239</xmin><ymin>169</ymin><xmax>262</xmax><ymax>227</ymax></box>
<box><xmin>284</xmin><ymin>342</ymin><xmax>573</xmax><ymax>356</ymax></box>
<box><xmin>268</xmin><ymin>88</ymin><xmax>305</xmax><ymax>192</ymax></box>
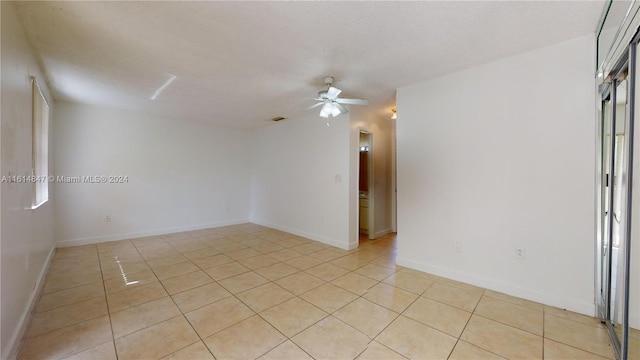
<box><xmin>396</xmin><ymin>255</ymin><xmax>597</xmax><ymax>317</ymax></box>
<box><xmin>373</xmin><ymin>228</ymin><xmax>393</xmax><ymax>239</ymax></box>
<box><xmin>251</xmin><ymin>218</ymin><xmax>352</xmax><ymax>250</ymax></box>
<box><xmin>3</xmin><ymin>246</ymin><xmax>56</xmax><ymax>360</ymax></box>
<box><xmin>56</xmin><ymin>219</ymin><xmax>249</xmax><ymax>247</ymax></box>
<box><xmin>366</xmin><ymin>132</ymin><xmax>375</xmax><ymax>240</ymax></box>
<box><xmin>30</xmin><ymin>198</ymin><xmax>48</xmax><ymax>210</ymax></box>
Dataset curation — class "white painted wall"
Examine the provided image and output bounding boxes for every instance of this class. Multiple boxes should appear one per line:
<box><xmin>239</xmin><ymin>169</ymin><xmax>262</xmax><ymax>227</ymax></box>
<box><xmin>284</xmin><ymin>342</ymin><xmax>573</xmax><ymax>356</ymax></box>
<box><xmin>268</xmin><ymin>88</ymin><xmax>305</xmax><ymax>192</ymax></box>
<box><xmin>250</xmin><ymin>113</ymin><xmax>351</xmax><ymax>249</ymax></box>
<box><xmin>350</xmin><ymin>107</ymin><xmax>395</xmax><ymax>241</ymax></box>
<box><xmin>1</xmin><ymin>2</ymin><xmax>56</xmax><ymax>358</ymax></box>
<box><xmin>53</xmin><ymin>102</ymin><xmax>251</xmax><ymax>246</ymax></box>
<box><xmin>396</xmin><ymin>34</ymin><xmax>596</xmax><ymax>315</ymax></box>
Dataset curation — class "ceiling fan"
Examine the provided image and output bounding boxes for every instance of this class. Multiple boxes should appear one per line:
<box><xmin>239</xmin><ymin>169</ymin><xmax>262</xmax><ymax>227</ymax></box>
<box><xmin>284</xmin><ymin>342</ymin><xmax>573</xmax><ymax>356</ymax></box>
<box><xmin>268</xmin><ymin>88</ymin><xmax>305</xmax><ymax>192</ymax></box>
<box><xmin>307</xmin><ymin>76</ymin><xmax>368</xmax><ymax>118</ymax></box>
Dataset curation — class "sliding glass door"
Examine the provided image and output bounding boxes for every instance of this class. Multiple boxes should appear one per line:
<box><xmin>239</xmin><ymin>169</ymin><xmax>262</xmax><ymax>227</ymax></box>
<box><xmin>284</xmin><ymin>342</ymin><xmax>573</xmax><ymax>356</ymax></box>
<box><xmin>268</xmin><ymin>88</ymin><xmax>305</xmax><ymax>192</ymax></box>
<box><xmin>596</xmin><ymin>38</ymin><xmax>638</xmax><ymax>360</ymax></box>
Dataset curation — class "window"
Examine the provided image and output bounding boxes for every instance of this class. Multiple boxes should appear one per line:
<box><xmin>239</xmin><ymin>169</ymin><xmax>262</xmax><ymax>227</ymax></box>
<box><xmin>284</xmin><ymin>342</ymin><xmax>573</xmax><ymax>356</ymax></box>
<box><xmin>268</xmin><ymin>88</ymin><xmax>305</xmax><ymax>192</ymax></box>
<box><xmin>32</xmin><ymin>77</ymin><xmax>49</xmax><ymax>208</ymax></box>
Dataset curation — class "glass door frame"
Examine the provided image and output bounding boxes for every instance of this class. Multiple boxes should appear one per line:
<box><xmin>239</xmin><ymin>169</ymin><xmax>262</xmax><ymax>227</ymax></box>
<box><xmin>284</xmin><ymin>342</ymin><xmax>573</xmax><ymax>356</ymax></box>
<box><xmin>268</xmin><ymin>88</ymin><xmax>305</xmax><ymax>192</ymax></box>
<box><xmin>596</xmin><ymin>35</ymin><xmax>636</xmax><ymax>360</ymax></box>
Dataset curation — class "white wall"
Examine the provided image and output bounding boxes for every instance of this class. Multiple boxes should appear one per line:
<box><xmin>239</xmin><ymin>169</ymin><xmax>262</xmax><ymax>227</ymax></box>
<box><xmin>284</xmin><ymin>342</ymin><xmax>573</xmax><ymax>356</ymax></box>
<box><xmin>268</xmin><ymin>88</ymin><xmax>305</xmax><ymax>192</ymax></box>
<box><xmin>396</xmin><ymin>34</ymin><xmax>596</xmax><ymax>315</ymax></box>
<box><xmin>1</xmin><ymin>2</ymin><xmax>56</xmax><ymax>358</ymax></box>
<box><xmin>53</xmin><ymin>102</ymin><xmax>251</xmax><ymax>246</ymax></box>
<box><xmin>350</xmin><ymin>107</ymin><xmax>395</xmax><ymax>240</ymax></box>
<box><xmin>250</xmin><ymin>113</ymin><xmax>351</xmax><ymax>249</ymax></box>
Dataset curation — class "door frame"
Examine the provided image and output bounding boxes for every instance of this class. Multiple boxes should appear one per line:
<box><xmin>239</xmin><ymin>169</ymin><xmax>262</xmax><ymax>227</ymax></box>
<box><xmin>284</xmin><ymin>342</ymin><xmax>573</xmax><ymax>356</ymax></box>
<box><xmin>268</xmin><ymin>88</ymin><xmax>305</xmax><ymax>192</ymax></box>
<box><xmin>596</xmin><ymin>35</ymin><xmax>637</xmax><ymax>360</ymax></box>
<box><xmin>358</xmin><ymin>129</ymin><xmax>375</xmax><ymax>240</ymax></box>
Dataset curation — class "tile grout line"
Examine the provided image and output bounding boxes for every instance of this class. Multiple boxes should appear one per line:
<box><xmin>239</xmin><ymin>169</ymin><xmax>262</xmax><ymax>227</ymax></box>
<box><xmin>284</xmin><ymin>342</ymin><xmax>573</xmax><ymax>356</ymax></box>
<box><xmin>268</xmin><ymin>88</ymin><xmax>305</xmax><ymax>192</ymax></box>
<box><xmin>97</xmin><ymin>244</ymin><xmax>119</xmax><ymax>360</ymax></box>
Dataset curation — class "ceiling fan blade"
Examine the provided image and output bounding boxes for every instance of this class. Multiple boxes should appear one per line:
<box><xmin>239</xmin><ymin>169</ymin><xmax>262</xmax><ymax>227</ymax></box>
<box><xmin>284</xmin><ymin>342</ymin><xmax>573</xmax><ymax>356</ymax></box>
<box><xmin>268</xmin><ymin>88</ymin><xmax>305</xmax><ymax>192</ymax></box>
<box><xmin>326</xmin><ymin>86</ymin><xmax>342</xmax><ymax>100</ymax></box>
<box><xmin>335</xmin><ymin>98</ymin><xmax>368</xmax><ymax>106</ymax></box>
<box><xmin>305</xmin><ymin>102</ymin><xmax>324</xmax><ymax>111</ymax></box>
<box><xmin>334</xmin><ymin>102</ymin><xmax>348</xmax><ymax>116</ymax></box>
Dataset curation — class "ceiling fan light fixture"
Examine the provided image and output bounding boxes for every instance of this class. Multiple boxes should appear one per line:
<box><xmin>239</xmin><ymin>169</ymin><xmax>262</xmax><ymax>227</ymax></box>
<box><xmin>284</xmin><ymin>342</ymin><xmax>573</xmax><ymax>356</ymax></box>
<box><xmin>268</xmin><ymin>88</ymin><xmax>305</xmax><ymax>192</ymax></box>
<box><xmin>319</xmin><ymin>102</ymin><xmax>333</xmax><ymax>118</ymax></box>
<box><xmin>307</xmin><ymin>75</ymin><xmax>364</xmax><ymax>119</ymax></box>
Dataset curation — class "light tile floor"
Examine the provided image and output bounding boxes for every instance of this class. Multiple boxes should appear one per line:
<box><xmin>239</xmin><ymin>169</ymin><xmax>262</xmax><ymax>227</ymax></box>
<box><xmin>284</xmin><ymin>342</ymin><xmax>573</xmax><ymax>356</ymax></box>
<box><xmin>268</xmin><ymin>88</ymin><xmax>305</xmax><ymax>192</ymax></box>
<box><xmin>17</xmin><ymin>223</ymin><xmax>616</xmax><ymax>360</ymax></box>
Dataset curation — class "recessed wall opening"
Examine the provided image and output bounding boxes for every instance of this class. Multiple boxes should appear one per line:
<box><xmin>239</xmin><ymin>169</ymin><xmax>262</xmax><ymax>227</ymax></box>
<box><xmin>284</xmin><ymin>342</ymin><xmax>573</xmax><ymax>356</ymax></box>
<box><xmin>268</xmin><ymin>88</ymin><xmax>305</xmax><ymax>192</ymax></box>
<box><xmin>358</xmin><ymin>130</ymin><xmax>374</xmax><ymax>244</ymax></box>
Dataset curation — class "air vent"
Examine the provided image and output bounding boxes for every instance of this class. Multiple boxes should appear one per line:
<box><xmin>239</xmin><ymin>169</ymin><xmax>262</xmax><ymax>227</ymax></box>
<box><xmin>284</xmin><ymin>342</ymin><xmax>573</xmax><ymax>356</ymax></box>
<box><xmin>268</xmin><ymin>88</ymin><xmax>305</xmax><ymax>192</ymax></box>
<box><xmin>271</xmin><ymin>116</ymin><xmax>286</xmax><ymax>122</ymax></box>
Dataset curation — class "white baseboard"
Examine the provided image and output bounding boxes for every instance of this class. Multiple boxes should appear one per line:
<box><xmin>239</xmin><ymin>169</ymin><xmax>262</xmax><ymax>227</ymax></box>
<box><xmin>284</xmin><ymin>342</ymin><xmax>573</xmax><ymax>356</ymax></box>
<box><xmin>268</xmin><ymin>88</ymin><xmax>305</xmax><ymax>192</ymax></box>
<box><xmin>3</xmin><ymin>246</ymin><xmax>56</xmax><ymax>360</ymax></box>
<box><xmin>373</xmin><ymin>228</ymin><xmax>393</xmax><ymax>238</ymax></box>
<box><xmin>396</xmin><ymin>256</ymin><xmax>596</xmax><ymax>317</ymax></box>
<box><xmin>250</xmin><ymin>219</ymin><xmax>350</xmax><ymax>250</ymax></box>
<box><xmin>56</xmin><ymin>219</ymin><xmax>250</xmax><ymax>247</ymax></box>
<box><xmin>631</xmin><ymin>314</ymin><xmax>640</xmax><ymax>330</ymax></box>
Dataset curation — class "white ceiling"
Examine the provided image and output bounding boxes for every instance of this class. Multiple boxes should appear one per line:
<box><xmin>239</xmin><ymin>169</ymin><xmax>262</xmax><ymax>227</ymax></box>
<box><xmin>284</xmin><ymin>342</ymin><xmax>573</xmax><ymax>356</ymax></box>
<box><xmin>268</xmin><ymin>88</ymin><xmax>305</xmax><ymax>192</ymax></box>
<box><xmin>16</xmin><ymin>1</ymin><xmax>606</xmax><ymax>130</ymax></box>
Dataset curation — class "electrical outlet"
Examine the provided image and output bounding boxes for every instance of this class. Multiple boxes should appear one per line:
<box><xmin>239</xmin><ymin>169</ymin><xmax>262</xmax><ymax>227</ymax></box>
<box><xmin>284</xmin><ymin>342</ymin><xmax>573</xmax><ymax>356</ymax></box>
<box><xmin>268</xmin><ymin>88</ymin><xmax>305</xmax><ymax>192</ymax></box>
<box><xmin>105</xmin><ymin>215</ymin><xmax>111</xmax><ymax>222</ymax></box>
<box><xmin>515</xmin><ymin>247</ymin><xmax>526</xmax><ymax>260</ymax></box>
<box><xmin>454</xmin><ymin>240</ymin><xmax>462</xmax><ymax>252</ymax></box>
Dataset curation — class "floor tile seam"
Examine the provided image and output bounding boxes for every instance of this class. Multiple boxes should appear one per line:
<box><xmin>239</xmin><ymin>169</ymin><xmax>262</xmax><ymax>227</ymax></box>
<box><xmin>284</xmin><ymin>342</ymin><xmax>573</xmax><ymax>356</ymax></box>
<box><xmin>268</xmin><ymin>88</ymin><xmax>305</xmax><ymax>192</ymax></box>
<box><xmin>333</xmin><ymin>297</ymin><xmax>403</xmax><ymax>341</ymax></box>
<box><xmin>54</xmin><ymin>339</ymin><xmax>116</xmax><ymax>360</ymax></box>
<box><xmin>49</xmin><ymin>260</ymin><xmax>101</xmax><ymax>270</ymax></box>
<box><xmin>152</xmin><ymin>267</ymin><xmax>202</xmax><ymax>282</ymax></box>
<box><xmin>159</xmin><ymin>338</ymin><xmax>204</xmax><ymax>359</ymax></box>
<box><xmin>107</xmin><ymin>294</ymin><xmax>184</xmax><ymax>343</ymax></box>
<box><xmin>392</xmin><ymin>296</ymin><xmax>464</xmax><ymax>340</ymax></box>
<box><xmin>419</xmin><ymin>292</ymin><xmax>480</xmax><ymax>314</ymax></box>
<box><xmin>158</xmin><ymin>286</ymin><xmax>216</xmax><ymax>358</ymax></box>
<box><xmin>433</xmin><ymin>278</ymin><xmax>485</xmax><ymax>293</ymax></box>
<box><xmin>216</xmin><ymin>273</ymin><xmax>272</xmax><ymax>294</ymax></box>
<box><xmin>542</xmin><ymin>311</ymin><xmax>606</xmax><ymax>328</ymax></box>
<box><xmin>541</xmin><ymin>332</ymin><xmax>615</xmax><ymax>359</ymax></box>
<box><xmin>455</xmin><ymin>308</ymin><xmax>526</xmax><ymax>360</ymax></box>
<box><xmin>47</xmin><ymin>267</ymin><xmax>102</xmax><ymax>282</ymax></box>
<box><xmin>276</xmin><ymin>330</ymin><xmax>324</xmax><ymax>360</ymax></box>
<box><xmin>401</xmin><ymin>298</ymin><xmax>474</xmax><ymax>335</ymax></box>
<box><xmin>23</xmin><ymin>299</ymin><xmax>109</xmax><ymax>341</ymax></box>
<box><xmin>112</xmin><ymin>314</ymin><xmax>198</xmax><ymax>359</ymax></box>
<box><xmin>445</xmin><ymin>339</ymin><xmax>460</xmax><ymax>360</ymax></box>
<box><xmin>248</xmin><ymin>337</ymin><xmax>290</xmax><ymax>360</ymax></box>
<box><xmin>20</xmin><ymin>273</ymin><xmax>114</xmax><ymax>360</ymax></box>
<box><xmin>256</xmin><ymin>297</ymin><xmax>331</xmax><ymax>338</ymax></box>
<box><xmin>356</xmin><ymin>339</ymin><xmax>409</xmax><ymax>360</ymax></box>
<box><xmin>173</xmin><ymin>288</ymin><xmax>234</xmax><ymax>315</ymax></box>
<box><xmin>299</xmin><ymin>283</ymin><xmax>362</xmax><ymax>315</ymax></box>
<box><xmin>399</xmin><ymin>297</ymin><xmax>470</xmax><ymax>342</ymax></box>
<box><xmin>105</xmin><ymin>280</ymin><xmax>171</xmax><ymax>311</ymax></box>
<box><xmin>212</xmin><ymin>266</ymin><xmax>266</xmax><ymax>282</ymax></box>
<box><xmin>359</xmin><ymin>290</ymin><xmax>411</xmax><ymax>314</ymax></box>
<box><xmin>33</xmin><ymin>293</ymin><xmax>108</xmax><ymax>317</ymax></box>
<box><xmin>470</xmin><ymin>312</ymin><xmax>545</xmax><ymax>338</ymax></box>
<box><xmin>95</xmin><ymin>246</ymin><xmax>119</xmax><ymax>360</ymax></box>
<box><xmin>35</xmin><ymin>280</ymin><xmax>105</xmax><ymax>305</ymax></box>
<box><xmin>112</xmin><ymin>314</ymin><xmax>189</xmax><ymax>345</ymax></box>
<box><xmin>190</xmin><ymin>307</ymin><xmax>258</xmax><ymax>340</ymax></box>
<box><xmin>52</xmin><ymin>251</ymin><xmax>99</xmax><ymax>262</ymax></box>
<box><xmin>233</xmin><ymin>283</ymin><xmax>295</xmax><ymax>314</ymax></box>
<box><xmin>285</xmin><ymin>314</ymin><xmax>362</xmax><ymax>353</ymax></box>
<box><xmin>482</xmin><ymin>292</ymin><xmax>544</xmax><ymax>311</ymax></box>
<box><xmin>479</xmin><ymin>294</ymin><xmax>544</xmax><ymax>315</ymax></box>
<box><xmin>449</xmin><ymin>339</ymin><xmax>509</xmax><ymax>360</ymax></box>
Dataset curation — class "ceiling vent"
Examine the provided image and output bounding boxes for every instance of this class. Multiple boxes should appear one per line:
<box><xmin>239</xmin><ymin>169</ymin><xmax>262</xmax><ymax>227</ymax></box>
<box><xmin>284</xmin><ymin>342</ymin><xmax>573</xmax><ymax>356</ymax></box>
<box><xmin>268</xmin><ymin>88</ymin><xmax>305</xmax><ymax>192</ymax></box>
<box><xmin>271</xmin><ymin>116</ymin><xmax>286</xmax><ymax>122</ymax></box>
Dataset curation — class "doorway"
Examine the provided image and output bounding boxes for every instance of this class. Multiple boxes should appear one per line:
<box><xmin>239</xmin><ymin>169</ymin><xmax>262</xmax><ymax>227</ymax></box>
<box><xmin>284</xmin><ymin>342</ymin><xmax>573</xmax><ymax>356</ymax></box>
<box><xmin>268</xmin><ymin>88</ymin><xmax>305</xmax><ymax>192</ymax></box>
<box><xmin>359</xmin><ymin>130</ymin><xmax>374</xmax><ymax>243</ymax></box>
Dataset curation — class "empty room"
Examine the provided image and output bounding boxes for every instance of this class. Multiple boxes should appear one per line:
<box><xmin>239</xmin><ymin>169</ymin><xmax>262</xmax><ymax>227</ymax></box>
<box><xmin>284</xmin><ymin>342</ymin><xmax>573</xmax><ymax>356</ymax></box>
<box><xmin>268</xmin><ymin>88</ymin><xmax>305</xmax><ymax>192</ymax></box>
<box><xmin>1</xmin><ymin>1</ymin><xmax>639</xmax><ymax>359</ymax></box>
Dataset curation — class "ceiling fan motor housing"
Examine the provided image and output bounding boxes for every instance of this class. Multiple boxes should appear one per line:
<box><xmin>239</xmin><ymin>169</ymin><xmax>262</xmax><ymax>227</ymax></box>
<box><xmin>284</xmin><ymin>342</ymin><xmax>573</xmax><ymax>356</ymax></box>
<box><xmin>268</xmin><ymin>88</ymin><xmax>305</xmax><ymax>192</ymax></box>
<box><xmin>322</xmin><ymin>76</ymin><xmax>335</xmax><ymax>86</ymax></box>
